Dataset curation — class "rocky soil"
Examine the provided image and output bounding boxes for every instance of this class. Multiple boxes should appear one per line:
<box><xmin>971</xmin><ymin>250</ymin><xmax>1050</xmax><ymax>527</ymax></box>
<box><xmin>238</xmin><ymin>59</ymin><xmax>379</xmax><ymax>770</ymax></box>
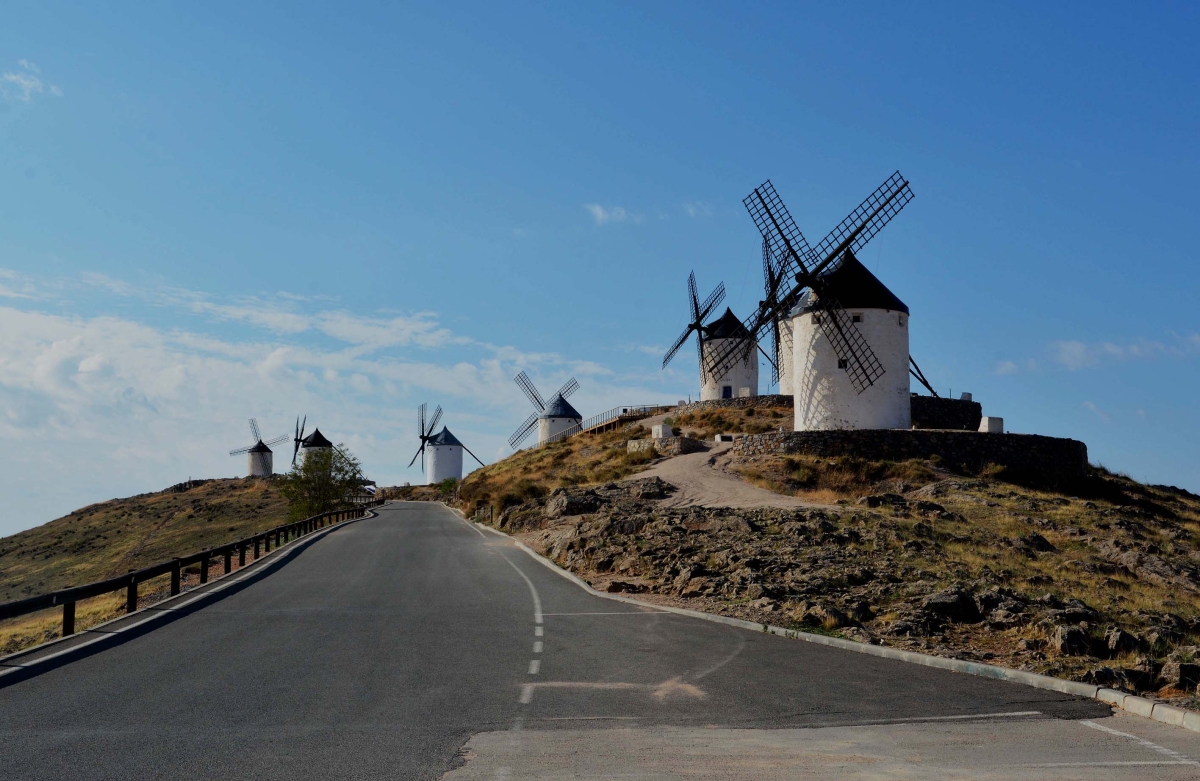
<box><xmin>482</xmin><ymin>472</ymin><xmax>1200</xmax><ymax>711</ymax></box>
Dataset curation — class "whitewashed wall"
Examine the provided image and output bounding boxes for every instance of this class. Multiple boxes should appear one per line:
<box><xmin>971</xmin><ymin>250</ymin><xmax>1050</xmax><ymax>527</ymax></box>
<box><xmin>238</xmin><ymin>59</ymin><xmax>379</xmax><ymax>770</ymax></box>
<box><xmin>248</xmin><ymin>450</ymin><xmax>273</xmax><ymax>477</ymax></box>
<box><xmin>428</xmin><ymin>444</ymin><xmax>463</xmax><ymax>484</ymax></box>
<box><xmin>792</xmin><ymin>308</ymin><xmax>910</xmax><ymax>430</ymax></box>
<box><xmin>537</xmin><ymin>416</ymin><xmax>579</xmax><ymax>445</ymax></box>
<box><xmin>700</xmin><ymin>338</ymin><xmax>759</xmax><ymax>401</ymax></box>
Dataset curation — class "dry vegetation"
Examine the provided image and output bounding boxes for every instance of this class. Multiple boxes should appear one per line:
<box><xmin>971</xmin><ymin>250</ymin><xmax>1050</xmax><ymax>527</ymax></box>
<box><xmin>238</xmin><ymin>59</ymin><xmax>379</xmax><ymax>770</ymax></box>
<box><xmin>0</xmin><ymin>477</ymin><xmax>289</xmax><ymax>655</ymax></box>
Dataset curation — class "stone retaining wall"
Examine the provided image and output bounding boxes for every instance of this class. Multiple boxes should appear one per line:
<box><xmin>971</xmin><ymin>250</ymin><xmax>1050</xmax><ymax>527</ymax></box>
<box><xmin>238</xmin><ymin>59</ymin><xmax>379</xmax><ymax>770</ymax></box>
<box><xmin>676</xmin><ymin>394</ymin><xmax>794</xmax><ymax>413</ymax></box>
<box><xmin>628</xmin><ymin>437</ymin><xmax>706</xmax><ymax>456</ymax></box>
<box><xmin>733</xmin><ymin>429</ymin><xmax>1089</xmax><ymax>488</ymax></box>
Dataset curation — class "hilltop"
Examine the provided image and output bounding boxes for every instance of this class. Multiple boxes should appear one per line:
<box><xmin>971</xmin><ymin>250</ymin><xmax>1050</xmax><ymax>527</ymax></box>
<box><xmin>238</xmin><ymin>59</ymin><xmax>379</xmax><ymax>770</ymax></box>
<box><xmin>0</xmin><ymin>477</ymin><xmax>289</xmax><ymax>654</ymax></box>
<box><xmin>458</xmin><ymin>404</ymin><xmax>1200</xmax><ymax>708</ymax></box>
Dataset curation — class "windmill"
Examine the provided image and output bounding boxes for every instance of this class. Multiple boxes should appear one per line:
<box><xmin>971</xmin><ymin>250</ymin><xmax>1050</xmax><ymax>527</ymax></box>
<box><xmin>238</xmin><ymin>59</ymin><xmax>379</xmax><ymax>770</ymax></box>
<box><xmin>290</xmin><ymin>415</ymin><xmax>334</xmax><ymax>466</ymax></box>
<box><xmin>706</xmin><ymin>173</ymin><xmax>919</xmax><ymax>429</ymax></box>
<box><xmin>662</xmin><ymin>272</ymin><xmax>725</xmax><ymax>381</ymax></box>
<box><xmin>229</xmin><ymin>418</ymin><xmax>288</xmax><ymax>477</ymax></box>
<box><xmin>407</xmin><ymin>402</ymin><xmax>443</xmax><ymax>473</ymax></box>
<box><xmin>508</xmin><ymin>371</ymin><xmax>581</xmax><ymax>449</ymax></box>
<box><xmin>426</xmin><ymin>425</ymin><xmax>486</xmax><ymax>485</ymax></box>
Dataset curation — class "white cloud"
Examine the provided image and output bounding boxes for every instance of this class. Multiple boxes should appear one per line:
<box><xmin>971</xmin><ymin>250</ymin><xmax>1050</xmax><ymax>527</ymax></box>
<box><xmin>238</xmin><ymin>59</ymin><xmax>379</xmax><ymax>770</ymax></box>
<box><xmin>683</xmin><ymin>201</ymin><xmax>713</xmax><ymax>218</ymax></box>
<box><xmin>584</xmin><ymin>204</ymin><xmax>636</xmax><ymax>225</ymax></box>
<box><xmin>995</xmin><ymin>360</ymin><xmax>1019</xmax><ymax>375</ymax></box>
<box><xmin>1</xmin><ymin>60</ymin><xmax>61</xmax><ymax>102</ymax></box>
<box><xmin>1083</xmin><ymin>401</ymin><xmax>1111</xmax><ymax>423</ymax></box>
<box><xmin>1050</xmin><ymin>334</ymin><xmax>1200</xmax><ymax>370</ymax></box>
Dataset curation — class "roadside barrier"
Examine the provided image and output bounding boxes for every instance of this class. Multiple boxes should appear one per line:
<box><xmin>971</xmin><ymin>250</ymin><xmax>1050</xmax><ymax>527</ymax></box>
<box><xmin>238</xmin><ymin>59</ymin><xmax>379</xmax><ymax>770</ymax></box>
<box><xmin>0</xmin><ymin>500</ymin><xmax>385</xmax><ymax>637</ymax></box>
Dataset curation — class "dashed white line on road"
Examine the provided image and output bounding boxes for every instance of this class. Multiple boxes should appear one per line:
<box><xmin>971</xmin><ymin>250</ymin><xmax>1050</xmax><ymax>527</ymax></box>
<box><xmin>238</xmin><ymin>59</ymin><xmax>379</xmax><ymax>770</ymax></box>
<box><xmin>535</xmin><ymin>626</ymin><xmax>543</xmax><ymax>637</ymax></box>
<box><xmin>1079</xmin><ymin>720</ymin><xmax>1199</xmax><ymax>765</ymax></box>
<box><xmin>529</xmin><ymin>660</ymin><xmax>541</xmax><ymax>674</ymax></box>
<box><xmin>519</xmin><ymin>685</ymin><xmax>534</xmax><ymax>704</ymax></box>
<box><xmin>533</xmin><ymin>641</ymin><xmax>543</xmax><ymax>653</ymax></box>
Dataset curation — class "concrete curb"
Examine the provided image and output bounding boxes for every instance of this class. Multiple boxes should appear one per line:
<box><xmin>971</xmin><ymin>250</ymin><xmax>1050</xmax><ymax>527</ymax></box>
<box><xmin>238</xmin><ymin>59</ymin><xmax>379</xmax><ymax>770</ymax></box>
<box><xmin>458</xmin><ymin>512</ymin><xmax>1199</xmax><ymax>734</ymax></box>
<box><xmin>0</xmin><ymin>505</ymin><xmax>383</xmax><ymax>678</ymax></box>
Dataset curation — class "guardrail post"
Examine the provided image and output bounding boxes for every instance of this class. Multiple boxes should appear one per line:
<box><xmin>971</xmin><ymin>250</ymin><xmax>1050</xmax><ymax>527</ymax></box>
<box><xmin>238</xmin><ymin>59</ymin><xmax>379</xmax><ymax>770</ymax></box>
<box><xmin>199</xmin><ymin>555</ymin><xmax>208</xmax><ymax>584</ymax></box>
<box><xmin>63</xmin><ymin>601</ymin><xmax>75</xmax><ymax>636</ymax></box>
<box><xmin>224</xmin><ymin>549</ymin><xmax>232</xmax><ymax>574</ymax></box>
<box><xmin>171</xmin><ymin>559</ymin><xmax>181</xmax><ymax>595</ymax></box>
<box><xmin>254</xmin><ymin>537</ymin><xmax>261</xmax><ymax>558</ymax></box>
<box><xmin>126</xmin><ymin>575</ymin><xmax>138</xmax><ymax>613</ymax></box>
<box><xmin>238</xmin><ymin>543</ymin><xmax>245</xmax><ymax>567</ymax></box>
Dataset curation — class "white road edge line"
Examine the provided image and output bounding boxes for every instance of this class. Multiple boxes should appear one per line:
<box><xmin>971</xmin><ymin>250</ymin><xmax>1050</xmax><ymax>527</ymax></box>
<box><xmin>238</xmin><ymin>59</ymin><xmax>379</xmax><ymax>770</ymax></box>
<box><xmin>438</xmin><ymin>507</ymin><xmax>1200</xmax><ymax>735</ymax></box>
<box><xmin>499</xmin><ymin>556</ymin><xmax>543</xmax><ymax>625</ymax></box>
<box><xmin>1079</xmin><ymin>719</ymin><xmax>1199</xmax><ymax>765</ymax></box>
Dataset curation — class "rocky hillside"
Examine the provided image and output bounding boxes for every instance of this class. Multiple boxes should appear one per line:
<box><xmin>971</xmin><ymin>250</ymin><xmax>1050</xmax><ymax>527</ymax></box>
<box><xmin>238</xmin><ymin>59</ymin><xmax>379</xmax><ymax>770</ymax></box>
<box><xmin>482</xmin><ymin>460</ymin><xmax>1200</xmax><ymax>709</ymax></box>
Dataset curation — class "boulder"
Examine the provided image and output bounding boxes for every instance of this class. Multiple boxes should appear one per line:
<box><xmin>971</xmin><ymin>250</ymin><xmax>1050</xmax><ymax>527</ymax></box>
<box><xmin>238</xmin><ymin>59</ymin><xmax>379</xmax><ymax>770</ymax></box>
<box><xmin>922</xmin><ymin>587</ymin><xmax>982</xmax><ymax>624</ymax></box>
<box><xmin>1157</xmin><ymin>661</ymin><xmax>1200</xmax><ymax>690</ymax></box>
<box><xmin>1050</xmin><ymin>625</ymin><xmax>1091</xmax><ymax>656</ymax></box>
<box><xmin>1105</xmin><ymin>627</ymin><xmax>1144</xmax><ymax>655</ymax></box>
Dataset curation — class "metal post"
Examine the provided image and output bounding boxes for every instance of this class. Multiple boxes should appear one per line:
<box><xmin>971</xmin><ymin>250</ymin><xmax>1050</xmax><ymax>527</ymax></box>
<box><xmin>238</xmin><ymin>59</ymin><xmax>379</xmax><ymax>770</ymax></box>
<box><xmin>126</xmin><ymin>577</ymin><xmax>137</xmax><ymax>613</ymax></box>
<box><xmin>224</xmin><ymin>550</ymin><xmax>232</xmax><ymax>574</ymax></box>
<box><xmin>171</xmin><ymin>560</ymin><xmax>181</xmax><ymax>595</ymax></box>
<box><xmin>199</xmin><ymin>556</ymin><xmax>208</xmax><ymax>584</ymax></box>
<box><xmin>63</xmin><ymin>601</ymin><xmax>75</xmax><ymax>636</ymax></box>
<box><xmin>238</xmin><ymin>543</ymin><xmax>245</xmax><ymax>567</ymax></box>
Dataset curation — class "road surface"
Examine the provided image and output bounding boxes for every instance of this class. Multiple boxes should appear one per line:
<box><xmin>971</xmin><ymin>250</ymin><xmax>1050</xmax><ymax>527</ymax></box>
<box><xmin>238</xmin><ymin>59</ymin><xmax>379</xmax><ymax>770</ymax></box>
<box><xmin>1</xmin><ymin>502</ymin><xmax>1198</xmax><ymax>779</ymax></box>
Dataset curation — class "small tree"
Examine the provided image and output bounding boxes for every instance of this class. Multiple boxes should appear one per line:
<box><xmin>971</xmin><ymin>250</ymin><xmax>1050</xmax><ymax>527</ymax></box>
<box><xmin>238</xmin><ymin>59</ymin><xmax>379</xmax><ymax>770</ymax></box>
<box><xmin>280</xmin><ymin>444</ymin><xmax>365</xmax><ymax>521</ymax></box>
<box><xmin>437</xmin><ymin>477</ymin><xmax>458</xmax><ymax>498</ymax></box>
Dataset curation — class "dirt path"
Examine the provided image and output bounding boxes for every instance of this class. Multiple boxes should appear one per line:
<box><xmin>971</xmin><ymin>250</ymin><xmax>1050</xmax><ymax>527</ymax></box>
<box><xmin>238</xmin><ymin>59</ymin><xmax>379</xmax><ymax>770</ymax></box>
<box><xmin>629</xmin><ymin>442</ymin><xmax>832</xmax><ymax>510</ymax></box>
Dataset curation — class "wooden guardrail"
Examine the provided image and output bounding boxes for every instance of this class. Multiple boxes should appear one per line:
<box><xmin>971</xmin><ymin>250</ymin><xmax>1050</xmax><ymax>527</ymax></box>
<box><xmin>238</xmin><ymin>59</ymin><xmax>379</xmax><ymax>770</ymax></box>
<box><xmin>0</xmin><ymin>500</ymin><xmax>385</xmax><ymax>638</ymax></box>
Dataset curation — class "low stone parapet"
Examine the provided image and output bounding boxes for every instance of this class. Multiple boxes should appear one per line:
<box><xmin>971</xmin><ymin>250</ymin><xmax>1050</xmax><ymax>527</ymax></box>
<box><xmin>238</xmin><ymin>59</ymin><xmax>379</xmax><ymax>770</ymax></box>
<box><xmin>677</xmin><ymin>394</ymin><xmax>794</xmax><ymax>413</ymax></box>
<box><xmin>628</xmin><ymin>437</ymin><xmax>706</xmax><ymax>457</ymax></box>
<box><xmin>733</xmin><ymin>429</ymin><xmax>1089</xmax><ymax>487</ymax></box>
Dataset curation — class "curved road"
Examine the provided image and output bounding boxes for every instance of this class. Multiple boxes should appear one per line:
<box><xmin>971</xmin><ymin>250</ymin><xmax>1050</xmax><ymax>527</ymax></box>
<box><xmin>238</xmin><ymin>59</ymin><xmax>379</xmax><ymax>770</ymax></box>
<box><xmin>0</xmin><ymin>502</ymin><xmax>1197</xmax><ymax>779</ymax></box>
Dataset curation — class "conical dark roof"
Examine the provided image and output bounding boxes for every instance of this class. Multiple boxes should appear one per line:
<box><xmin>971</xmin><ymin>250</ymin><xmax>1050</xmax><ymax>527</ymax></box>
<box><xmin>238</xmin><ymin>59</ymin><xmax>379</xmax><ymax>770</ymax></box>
<box><xmin>796</xmin><ymin>250</ymin><xmax>908</xmax><ymax>315</ymax></box>
<box><xmin>702</xmin><ymin>308</ymin><xmax>752</xmax><ymax>340</ymax></box>
<box><xmin>301</xmin><ymin>428</ymin><xmax>333</xmax><ymax>448</ymax></box>
<box><xmin>428</xmin><ymin>427</ymin><xmax>463</xmax><ymax>447</ymax></box>
<box><xmin>541</xmin><ymin>395</ymin><xmax>582</xmax><ymax>420</ymax></box>
<box><xmin>249</xmin><ymin>440</ymin><xmax>273</xmax><ymax>454</ymax></box>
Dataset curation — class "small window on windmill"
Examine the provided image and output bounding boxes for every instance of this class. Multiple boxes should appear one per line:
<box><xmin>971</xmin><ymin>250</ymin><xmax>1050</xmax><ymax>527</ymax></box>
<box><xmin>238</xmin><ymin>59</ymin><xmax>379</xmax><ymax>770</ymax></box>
<box><xmin>838</xmin><ymin>358</ymin><xmax>848</xmax><ymax>370</ymax></box>
<box><xmin>722</xmin><ymin>385</ymin><xmax>733</xmax><ymax>399</ymax></box>
<box><xmin>899</xmin><ymin>315</ymin><xmax>905</xmax><ymax>327</ymax></box>
<box><xmin>851</xmin><ymin>314</ymin><xmax>862</xmax><ymax>323</ymax></box>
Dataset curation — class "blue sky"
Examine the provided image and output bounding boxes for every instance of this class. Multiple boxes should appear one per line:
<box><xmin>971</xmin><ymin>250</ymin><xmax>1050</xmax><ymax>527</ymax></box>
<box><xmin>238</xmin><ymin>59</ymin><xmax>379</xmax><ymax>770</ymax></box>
<box><xmin>1</xmin><ymin>2</ymin><xmax>1198</xmax><ymax>536</ymax></box>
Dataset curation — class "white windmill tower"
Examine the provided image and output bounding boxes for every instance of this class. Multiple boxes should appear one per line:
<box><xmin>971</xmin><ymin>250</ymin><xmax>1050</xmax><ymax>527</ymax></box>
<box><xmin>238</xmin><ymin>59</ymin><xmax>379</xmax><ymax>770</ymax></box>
<box><xmin>508</xmin><ymin>372</ymin><xmax>582</xmax><ymax>449</ymax></box>
<box><xmin>408</xmin><ymin>404</ymin><xmax>486</xmax><ymax>483</ymax></box>
<box><xmin>229</xmin><ymin>418</ymin><xmax>288</xmax><ymax>477</ymax></box>
<box><xmin>290</xmin><ymin>416</ymin><xmax>335</xmax><ymax>467</ymax></box>
<box><xmin>708</xmin><ymin>173</ymin><xmax>929</xmax><ymax>430</ymax></box>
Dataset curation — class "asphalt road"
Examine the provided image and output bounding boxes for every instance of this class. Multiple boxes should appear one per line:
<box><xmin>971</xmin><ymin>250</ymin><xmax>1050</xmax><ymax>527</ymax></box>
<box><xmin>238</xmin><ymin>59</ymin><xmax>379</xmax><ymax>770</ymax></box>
<box><xmin>1</xmin><ymin>502</ymin><xmax>1198</xmax><ymax>779</ymax></box>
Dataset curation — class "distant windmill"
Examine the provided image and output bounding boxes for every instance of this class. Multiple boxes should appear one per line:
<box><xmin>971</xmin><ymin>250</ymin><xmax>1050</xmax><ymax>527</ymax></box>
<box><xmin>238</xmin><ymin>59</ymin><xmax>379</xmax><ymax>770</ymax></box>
<box><xmin>661</xmin><ymin>271</ymin><xmax>725</xmax><ymax>381</ymax></box>
<box><xmin>508</xmin><ymin>371</ymin><xmax>581</xmax><ymax>449</ymax></box>
<box><xmin>407</xmin><ymin>402</ymin><xmax>443</xmax><ymax>473</ymax></box>
<box><xmin>229</xmin><ymin>418</ymin><xmax>288</xmax><ymax>477</ymax></box>
<box><xmin>291</xmin><ymin>415</ymin><xmax>334</xmax><ymax>467</ymax></box>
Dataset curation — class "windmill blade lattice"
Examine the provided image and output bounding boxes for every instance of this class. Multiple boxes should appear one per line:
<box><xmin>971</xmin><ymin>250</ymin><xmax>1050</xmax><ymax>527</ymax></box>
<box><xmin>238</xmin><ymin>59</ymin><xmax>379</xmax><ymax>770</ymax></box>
<box><xmin>805</xmin><ymin>171</ymin><xmax>914</xmax><ymax>276</ymax></box>
<box><xmin>514</xmin><ymin>371</ymin><xmax>546</xmax><ymax>412</ymax></box>
<box><xmin>249</xmin><ymin>418</ymin><xmax>262</xmax><ymax>442</ymax></box>
<box><xmin>508</xmin><ymin>412</ymin><xmax>539</xmax><ymax>450</ymax></box>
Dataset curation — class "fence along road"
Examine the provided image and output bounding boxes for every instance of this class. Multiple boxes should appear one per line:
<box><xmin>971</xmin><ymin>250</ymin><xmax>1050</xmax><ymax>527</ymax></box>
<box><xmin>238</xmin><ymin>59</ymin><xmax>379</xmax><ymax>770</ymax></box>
<box><xmin>1</xmin><ymin>502</ymin><xmax>1199</xmax><ymax>779</ymax></box>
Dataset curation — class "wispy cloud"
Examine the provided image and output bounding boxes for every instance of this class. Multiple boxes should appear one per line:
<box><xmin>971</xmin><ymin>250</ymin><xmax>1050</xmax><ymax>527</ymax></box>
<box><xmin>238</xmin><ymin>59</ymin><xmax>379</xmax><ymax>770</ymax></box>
<box><xmin>683</xmin><ymin>201</ymin><xmax>713</xmax><ymax>218</ymax></box>
<box><xmin>1</xmin><ymin>59</ymin><xmax>62</xmax><ymax>102</ymax></box>
<box><xmin>584</xmin><ymin>204</ymin><xmax>641</xmax><ymax>226</ymax></box>
<box><xmin>1083</xmin><ymin>401</ymin><xmax>1111</xmax><ymax>423</ymax></box>
<box><xmin>1051</xmin><ymin>334</ymin><xmax>1200</xmax><ymax>370</ymax></box>
<box><xmin>995</xmin><ymin>360</ymin><xmax>1019</xmax><ymax>375</ymax></box>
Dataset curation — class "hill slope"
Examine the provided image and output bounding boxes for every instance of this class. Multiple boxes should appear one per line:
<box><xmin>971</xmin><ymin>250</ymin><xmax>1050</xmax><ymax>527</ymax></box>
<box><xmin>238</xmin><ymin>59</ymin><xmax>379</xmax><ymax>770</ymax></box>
<box><xmin>0</xmin><ymin>477</ymin><xmax>289</xmax><ymax>654</ymax></box>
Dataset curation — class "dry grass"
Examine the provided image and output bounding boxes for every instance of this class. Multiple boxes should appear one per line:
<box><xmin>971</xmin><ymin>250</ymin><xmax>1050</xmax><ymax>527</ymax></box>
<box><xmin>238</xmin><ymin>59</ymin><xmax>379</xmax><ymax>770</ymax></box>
<box><xmin>0</xmin><ymin>477</ymin><xmax>290</xmax><ymax>656</ymax></box>
<box><xmin>668</xmin><ymin>405</ymin><xmax>791</xmax><ymax>441</ymax></box>
<box><xmin>458</xmin><ymin>426</ymin><xmax>661</xmax><ymax>519</ymax></box>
